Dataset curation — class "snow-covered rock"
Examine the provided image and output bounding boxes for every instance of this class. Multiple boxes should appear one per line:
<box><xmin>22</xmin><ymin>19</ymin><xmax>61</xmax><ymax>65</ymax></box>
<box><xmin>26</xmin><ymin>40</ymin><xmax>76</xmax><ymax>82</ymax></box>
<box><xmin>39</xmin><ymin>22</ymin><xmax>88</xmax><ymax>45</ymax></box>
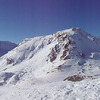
<box><xmin>0</xmin><ymin>27</ymin><xmax>100</xmax><ymax>100</ymax></box>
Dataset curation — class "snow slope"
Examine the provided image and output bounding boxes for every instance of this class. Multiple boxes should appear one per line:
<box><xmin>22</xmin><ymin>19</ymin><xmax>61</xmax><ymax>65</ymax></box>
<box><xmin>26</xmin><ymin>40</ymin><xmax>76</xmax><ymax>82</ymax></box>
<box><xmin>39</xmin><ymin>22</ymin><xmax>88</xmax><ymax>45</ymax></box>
<box><xmin>0</xmin><ymin>79</ymin><xmax>100</xmax><ymax>100</ymax></box>
<box><xmin>0</xmin><ymin>41</ymin><xmax>17</xmax><ymax>57</ymax></box>
<box><xmin>0</xmin><ymin>27</ymin><xmax>100</xmax><ymax>100</ymax></box>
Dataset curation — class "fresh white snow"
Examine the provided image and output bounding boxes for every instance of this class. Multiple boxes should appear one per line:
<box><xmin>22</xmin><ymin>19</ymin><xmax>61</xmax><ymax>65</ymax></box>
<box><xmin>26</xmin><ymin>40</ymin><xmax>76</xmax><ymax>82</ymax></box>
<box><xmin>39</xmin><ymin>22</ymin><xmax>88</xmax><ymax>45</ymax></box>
<box><xmin>0</xmin><ymin>27</ymin><xmax>100</xmax><ymax>100</ymax></box>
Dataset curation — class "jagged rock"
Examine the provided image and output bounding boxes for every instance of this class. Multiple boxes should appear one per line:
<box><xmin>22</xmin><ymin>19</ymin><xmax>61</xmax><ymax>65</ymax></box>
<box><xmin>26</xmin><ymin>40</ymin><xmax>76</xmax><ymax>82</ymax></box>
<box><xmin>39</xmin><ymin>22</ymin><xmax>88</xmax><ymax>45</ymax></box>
<box><xmin>63</xmin><ymin>75</ymin><xmax>85</xmax><ymax>82</ymax></box>
<box><xmin>60</xmin><ymin>50</ymin><xmax>70</xmax><ymax>60</ymax></box>
<box><xmin>64</xmin><ymin>43</ymin><xmax>68</xmax><ymax>49</ymax></box>
<box><xmin>62</xmin><ymin>34</ymin><xmax>68</xmax><ymax>41</ymax></box>
<box><xmin>54</xmin><ymin>44</ymin><xmax>60</xmax><ymax>53</ymax></box>
<box><xmin>6</xmin><ymin>58</ymin><xmax>14</xmax><ymax>64</ymax></box>
<box><xmin>49</xmin><ymin>48</ymin><xmax>57</xmax><ymax>62</ymax></box>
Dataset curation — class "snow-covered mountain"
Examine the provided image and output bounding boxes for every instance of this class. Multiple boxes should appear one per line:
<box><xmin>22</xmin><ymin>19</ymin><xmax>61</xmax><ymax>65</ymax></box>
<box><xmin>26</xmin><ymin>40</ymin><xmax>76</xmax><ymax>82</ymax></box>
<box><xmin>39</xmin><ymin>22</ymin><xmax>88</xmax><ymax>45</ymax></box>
<box><xmin>0</xmin><ymin>41</ymin><xmax>17</xmax><ymax>57</ymax></box>
<box><xmin>0</xmin><ymin>27</ymin><xmax>100</xmax><ymax>100</ymax></box>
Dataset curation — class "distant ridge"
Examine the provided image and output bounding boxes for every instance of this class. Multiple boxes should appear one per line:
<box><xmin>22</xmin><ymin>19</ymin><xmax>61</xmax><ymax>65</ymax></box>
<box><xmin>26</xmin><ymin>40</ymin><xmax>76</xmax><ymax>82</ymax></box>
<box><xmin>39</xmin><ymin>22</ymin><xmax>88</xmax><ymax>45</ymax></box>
<box><xmin>0</xmin><ymin>41</ymin><xmax>17</xmax><ymax>57</ymax></box>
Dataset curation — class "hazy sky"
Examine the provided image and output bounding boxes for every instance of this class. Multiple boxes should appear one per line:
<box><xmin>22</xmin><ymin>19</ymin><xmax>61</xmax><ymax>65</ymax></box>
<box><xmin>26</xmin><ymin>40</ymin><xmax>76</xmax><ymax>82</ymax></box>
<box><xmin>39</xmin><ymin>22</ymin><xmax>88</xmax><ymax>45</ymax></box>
<box><xmin>0</xmin><ymin>0</ymin><xmax>100</xmax><ymax>43</ymax></box>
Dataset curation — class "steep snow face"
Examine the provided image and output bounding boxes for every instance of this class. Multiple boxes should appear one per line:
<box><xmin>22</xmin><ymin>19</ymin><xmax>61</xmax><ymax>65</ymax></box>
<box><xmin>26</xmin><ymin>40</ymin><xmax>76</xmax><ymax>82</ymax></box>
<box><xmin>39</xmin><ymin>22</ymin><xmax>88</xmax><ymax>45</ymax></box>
<box><xmin>0</xmin><ymin>27</ymin><xmax>100</xmax><ymax>85</ymax></box>
<box><xmin>0</xmin><ymin>41</ymin><xmax>17</xmax><ymax>57</ymax></box>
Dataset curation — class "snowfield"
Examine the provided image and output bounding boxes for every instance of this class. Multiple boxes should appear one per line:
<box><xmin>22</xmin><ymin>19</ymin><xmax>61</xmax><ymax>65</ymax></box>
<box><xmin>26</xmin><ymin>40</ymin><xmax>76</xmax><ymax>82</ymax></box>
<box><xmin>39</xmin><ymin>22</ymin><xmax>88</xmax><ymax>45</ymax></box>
<box><xmin>0</xmin><ymin>27</ymin><xmax>100</xmax><ymax>100</ymax></box>
<box><xmin>0</xmin><ymin>79</ymin><xmax>100</xmax><ymax>100</ymax></box>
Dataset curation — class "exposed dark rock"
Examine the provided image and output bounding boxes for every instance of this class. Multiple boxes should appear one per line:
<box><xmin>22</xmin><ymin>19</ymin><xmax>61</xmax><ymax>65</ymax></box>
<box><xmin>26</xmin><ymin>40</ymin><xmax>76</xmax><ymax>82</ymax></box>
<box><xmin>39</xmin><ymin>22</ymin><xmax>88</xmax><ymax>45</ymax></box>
<box><xmin>64</xmin><ymin>43</ymin><xmax>68</xmax><ymax>49</ymax></box>
<box><xmin>60</xmin><ymin>50</ymin><xmax>70</xmax><ymax>60</ymax></box>
<box><xmin>62</xmin><ymin>35</ymin><xmax>67</xmax><ymax>41</ymax></box>
<box><xmin>64</xmin><ymin>75</ymin><xmax>95</xmax><ymax>82</ymax></box>
<box><xmin>49</xmin><ymin>49</ymin><xmax>56</xmax><ymax>62</ymax></box>
<box><xmin>57</xmin><ymin>34</ymin><xmax>62</xmax><ymax>38</ymax></box>
<box><xmin>54</xmin><ymin>44</ymin><xmax>60</xmax><ymax>53</ymax></box>
<box><xmin>6</xmin><ymin>58</ymin><xmax>14</xmax><ymax>64</ymax></box>
<box><xmin>48</xmin><ymin>45</ymin><xmax>60</xmax><ymax>62</ymax></box>
<box><xmin>63</xmin><ymin>75</ymin><xmax>85</xmax><ymax>82</ymax></box>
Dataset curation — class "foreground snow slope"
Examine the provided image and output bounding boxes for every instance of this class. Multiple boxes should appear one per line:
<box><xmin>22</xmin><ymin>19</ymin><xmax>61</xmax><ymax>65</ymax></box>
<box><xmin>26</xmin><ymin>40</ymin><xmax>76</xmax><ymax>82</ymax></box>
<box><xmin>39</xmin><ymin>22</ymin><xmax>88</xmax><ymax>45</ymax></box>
<box><xmin>0</xmin><ymin>79</ymin><xmax>100</xmax><ymax>100</ymax></box>
<box><xmin>0</xmin><ymin>27</ymin><xmax>100</xmax><ymax>100</ymax></box>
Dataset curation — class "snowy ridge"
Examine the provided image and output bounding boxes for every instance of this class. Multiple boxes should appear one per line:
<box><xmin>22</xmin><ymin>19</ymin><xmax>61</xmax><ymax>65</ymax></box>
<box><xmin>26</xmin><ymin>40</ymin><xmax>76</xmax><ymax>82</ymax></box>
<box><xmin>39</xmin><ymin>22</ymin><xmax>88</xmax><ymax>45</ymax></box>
<box><xmin>0</xmin><ymin>27</ymin><xmax>100</xmax><ymax>100</ymax></box>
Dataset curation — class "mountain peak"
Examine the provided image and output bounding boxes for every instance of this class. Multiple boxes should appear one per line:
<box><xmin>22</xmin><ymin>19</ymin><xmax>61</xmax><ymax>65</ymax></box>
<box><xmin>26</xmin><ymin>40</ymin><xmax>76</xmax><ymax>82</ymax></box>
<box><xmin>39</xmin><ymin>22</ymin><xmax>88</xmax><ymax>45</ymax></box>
<box><xmin>71</xmin><ymin>27</ymin><xmax>83</xmax><ymax>30</ymax></box>
<box><xmin>0</xmin><ymin>28</ymin><xmax>100</xmax><ymax>85</ymax></box>
<box><xmin>0</xmin><ymin>28</ymin><xmax>100</xmax><ymax>99</ymax></box>
<box><xmin>55</xmin><ymin>27</ymin><xmax>88</xmax><ymax>37</ymax></box>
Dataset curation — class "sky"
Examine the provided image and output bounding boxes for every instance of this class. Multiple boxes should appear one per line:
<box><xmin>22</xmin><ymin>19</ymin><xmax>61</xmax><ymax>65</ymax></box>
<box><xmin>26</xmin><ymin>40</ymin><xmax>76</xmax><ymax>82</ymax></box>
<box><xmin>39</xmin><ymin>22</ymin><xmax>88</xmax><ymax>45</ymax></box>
<box><xmin>0</xmin><ymin>0</ymin><xmax>100</xmax><ymax>43</ymax></box>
